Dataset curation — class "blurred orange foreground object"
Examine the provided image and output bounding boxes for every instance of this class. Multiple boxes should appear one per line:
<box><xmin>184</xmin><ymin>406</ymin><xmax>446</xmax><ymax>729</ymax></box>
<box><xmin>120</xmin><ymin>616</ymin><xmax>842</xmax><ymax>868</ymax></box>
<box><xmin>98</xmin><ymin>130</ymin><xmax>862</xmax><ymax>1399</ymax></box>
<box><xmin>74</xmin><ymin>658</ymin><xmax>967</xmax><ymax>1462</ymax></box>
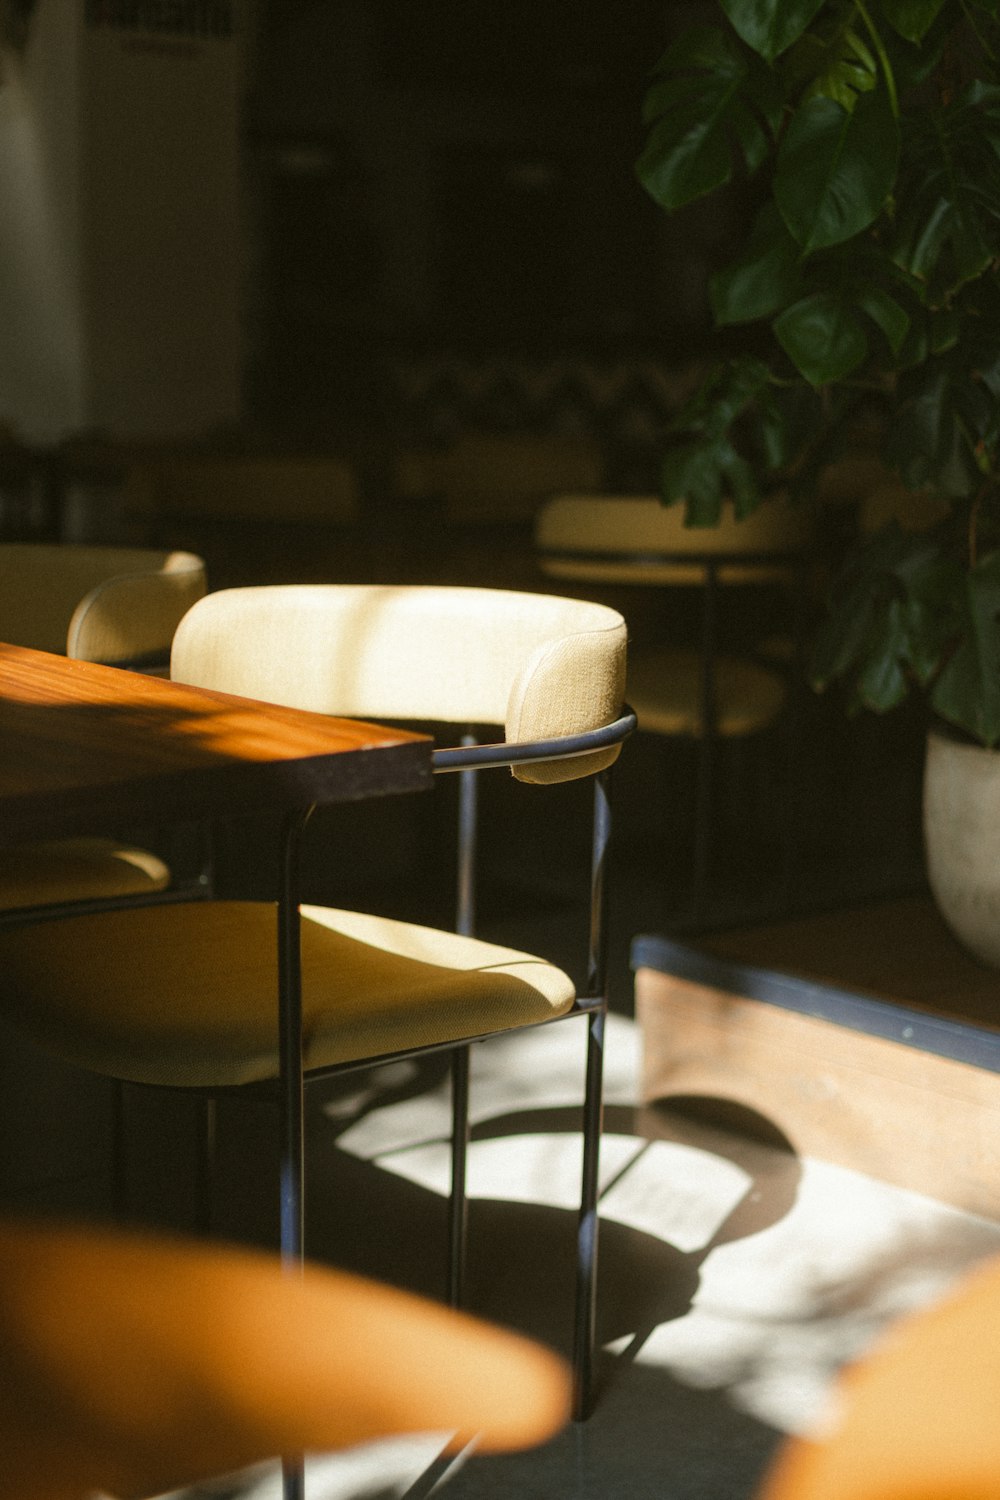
<box><xmin>759</xmin><ymin>1253</ymin><xmax>1000</xmax><ymax>1500</ymax></box>
<box><xmin>0</xmin><ymin>1218</ymin><xmax>571</xmax><ymax>1500</ymax></box>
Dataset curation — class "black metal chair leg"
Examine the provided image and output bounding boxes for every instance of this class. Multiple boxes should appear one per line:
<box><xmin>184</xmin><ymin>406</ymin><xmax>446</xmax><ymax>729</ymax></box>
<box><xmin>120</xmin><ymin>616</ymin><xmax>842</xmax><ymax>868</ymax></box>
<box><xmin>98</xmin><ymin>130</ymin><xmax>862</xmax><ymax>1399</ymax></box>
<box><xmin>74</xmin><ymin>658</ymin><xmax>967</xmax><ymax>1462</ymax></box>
<box><xmin>278</xmin><ymin>809</ymin><xmax>309</xmax><ymax>1500</ymax></box>
<box><xmin>447</xmin><ymin>736</ymin><xmax>477</xmax><ymax>1312</ymax></box>
<box><xmin>110</xmin><ymin>1078</ymin><xmax>129</xmax><ymax>1220</ymax></box>
<box><xmin>692</xmin><ymin>563</ymin><xmax>720</xmax><ymax>925</ymax></box>
<box><xmin>448</xmin><ymin>1045</ymin><xmax>471</xmax><ymax>1308</ymax></box>
<box><xmin>194</xmin><ymin>1095</ymin><xmax>217</xmax><ymax>1237</ymax></box>
<box><xmin>572</xmin><ymin>1006</ymin><xmax>606</xmax><ymax>1421</ymax></box>
<box><xmin>572</xmin><ymin>765</ymin><xmax>613</xmax><ymax>1420</ymax></box>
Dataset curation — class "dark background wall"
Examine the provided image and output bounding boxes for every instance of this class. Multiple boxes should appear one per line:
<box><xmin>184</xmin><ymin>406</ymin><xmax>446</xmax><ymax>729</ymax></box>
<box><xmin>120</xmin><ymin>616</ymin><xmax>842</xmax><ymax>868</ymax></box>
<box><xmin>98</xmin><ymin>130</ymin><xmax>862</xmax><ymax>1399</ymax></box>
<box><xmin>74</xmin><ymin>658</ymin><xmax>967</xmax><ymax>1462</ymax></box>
<box><xmin>243</xmin><ymin>1</ymin><xmax>740</xmax><ymax>475</ymax></box>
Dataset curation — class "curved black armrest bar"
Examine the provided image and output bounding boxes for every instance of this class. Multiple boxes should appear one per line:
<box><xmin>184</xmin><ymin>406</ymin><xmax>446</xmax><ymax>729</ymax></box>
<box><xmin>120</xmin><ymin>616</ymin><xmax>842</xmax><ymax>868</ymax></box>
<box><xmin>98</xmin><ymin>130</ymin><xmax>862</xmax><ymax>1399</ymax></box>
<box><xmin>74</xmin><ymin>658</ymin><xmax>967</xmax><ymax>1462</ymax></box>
<box><xmin>432</xmin><ymin>707</ymin><xmax>637</xmax><ymax>774</ymax></box>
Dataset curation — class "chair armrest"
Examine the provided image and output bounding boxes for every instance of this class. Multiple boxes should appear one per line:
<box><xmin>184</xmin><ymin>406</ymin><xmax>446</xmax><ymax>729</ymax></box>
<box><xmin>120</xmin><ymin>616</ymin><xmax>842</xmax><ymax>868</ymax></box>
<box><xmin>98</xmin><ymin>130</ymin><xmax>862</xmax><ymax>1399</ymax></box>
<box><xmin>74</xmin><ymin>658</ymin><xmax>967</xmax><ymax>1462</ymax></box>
<box><xmin>432</xmin><ymin>708</ymin><xmax>637</xmax><ymax>774</ymax></box>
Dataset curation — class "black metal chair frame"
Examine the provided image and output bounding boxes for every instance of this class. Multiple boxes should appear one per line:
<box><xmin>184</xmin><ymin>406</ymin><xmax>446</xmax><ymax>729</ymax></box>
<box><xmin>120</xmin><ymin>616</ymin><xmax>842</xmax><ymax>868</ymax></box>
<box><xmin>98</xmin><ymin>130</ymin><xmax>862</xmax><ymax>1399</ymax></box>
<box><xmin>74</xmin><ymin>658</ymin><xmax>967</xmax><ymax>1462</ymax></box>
<box><xmin>272</xmin><ymin>709</ymin><xmax>634</xmax><ymax>1497</ymax></box>
<box><xmin>0</xmin><ymin>709</ymin><xmax>633</xmax><ymax>1500</ymax></box>
<box><xmin>537</xmin><ymin>540</ymin><xmax>806</xmax><ymax>919</ymax></box>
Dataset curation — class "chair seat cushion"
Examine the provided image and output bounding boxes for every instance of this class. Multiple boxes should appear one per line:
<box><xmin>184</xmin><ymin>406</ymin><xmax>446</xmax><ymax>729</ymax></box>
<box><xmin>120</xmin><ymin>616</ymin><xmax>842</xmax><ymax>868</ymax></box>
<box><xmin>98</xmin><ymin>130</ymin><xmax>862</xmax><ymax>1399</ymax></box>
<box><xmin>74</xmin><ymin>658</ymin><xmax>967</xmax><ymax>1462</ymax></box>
<box><xmin>627</xmin><ymin>645</ymin><xmax>787</xmax><ymax>737</ymax></box>
<box><xmin>0</xmin><ymin>902</ymin><xmax>576</xmax><ymax>1087</ymax></box>
<box><xmin>0</xmin><ymin>838</ymin><xmax>170</xmax><ymax>912</ymax></box>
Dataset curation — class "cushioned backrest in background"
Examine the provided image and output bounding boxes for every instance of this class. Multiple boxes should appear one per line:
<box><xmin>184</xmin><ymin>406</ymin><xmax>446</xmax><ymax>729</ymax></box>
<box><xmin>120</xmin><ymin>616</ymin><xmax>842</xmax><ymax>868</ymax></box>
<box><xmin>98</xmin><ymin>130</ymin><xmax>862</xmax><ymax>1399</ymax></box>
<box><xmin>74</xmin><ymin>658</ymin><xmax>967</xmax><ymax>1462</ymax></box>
<box><xmin>536</xmin><ymin>494</ymin><xmax>811</xmax><ymax>586</ymax></box>
<box><xmin>68</xmin><ymin>552</ymin><xmax>207</xmax><ymax>664</ymax></box>
<box><xmin>0</xmin><ymin>545</ymin><xmax>206</xmax><ymax>661</ymax></box>
<box><xmin>171</xmin><ymin>584</ymin><xmax>627</xmax><ymax>783</ymax></box>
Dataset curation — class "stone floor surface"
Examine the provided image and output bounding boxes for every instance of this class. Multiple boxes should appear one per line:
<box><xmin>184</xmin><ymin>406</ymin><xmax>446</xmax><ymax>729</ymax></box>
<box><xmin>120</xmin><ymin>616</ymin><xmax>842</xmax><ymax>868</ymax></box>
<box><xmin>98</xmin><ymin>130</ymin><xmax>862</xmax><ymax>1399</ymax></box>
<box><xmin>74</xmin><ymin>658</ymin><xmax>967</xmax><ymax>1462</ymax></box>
<box><xmin>156</xmin><ymin>1013</ymin><xmax>1000</xmax><ymax>1500</ymax></box>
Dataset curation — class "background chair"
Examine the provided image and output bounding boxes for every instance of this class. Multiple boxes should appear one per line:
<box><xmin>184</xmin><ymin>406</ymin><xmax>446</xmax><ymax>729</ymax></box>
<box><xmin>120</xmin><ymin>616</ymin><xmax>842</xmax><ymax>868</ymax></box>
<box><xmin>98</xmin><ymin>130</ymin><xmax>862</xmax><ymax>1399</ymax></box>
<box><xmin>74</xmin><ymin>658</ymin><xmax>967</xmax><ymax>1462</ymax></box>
<box><xmin>0</xmin><ymin>542</ymin><xmax>206</xmax><ymax>666</ymax></box>
<box><xmin>121</xmin><ymin>450</ymin><xmax>363</xmax><ymax>587</ymax></box>
<box><xmin>0</xmin><ymin>1216</ymin><xmax>570</xmax><ymax>1500</ymax></box>
<box><xmin>0</xmin><ymin>543</ymin><xmax>207</xmax><ymax>913</ymax></box>
<box><xmin>0</xmin><ymin>583</ymin><xmax>632</xmax><ymax>1426</ymax></box>
<box><xmin>535</xmin><ymin>493</ymin><xmax>811</xmax><ymax>921</ymax></box>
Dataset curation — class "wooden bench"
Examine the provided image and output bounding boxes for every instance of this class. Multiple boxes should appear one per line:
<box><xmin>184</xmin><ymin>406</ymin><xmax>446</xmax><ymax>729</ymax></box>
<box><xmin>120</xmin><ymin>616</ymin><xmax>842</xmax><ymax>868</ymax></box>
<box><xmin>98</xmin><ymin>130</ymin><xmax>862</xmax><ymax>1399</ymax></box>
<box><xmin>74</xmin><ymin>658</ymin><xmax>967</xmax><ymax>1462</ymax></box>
<box><xmin>633</xmin><ymin>895</ymin><xmax>1000</xmax><ymax>1218</ymax></box>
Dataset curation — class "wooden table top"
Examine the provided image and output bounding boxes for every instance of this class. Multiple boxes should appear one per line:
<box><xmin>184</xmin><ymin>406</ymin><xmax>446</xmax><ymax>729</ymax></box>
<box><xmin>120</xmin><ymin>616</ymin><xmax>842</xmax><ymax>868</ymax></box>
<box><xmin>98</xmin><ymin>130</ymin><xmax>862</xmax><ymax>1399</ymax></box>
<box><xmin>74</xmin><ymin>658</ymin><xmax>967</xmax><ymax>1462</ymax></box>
<box><xmin>0</xmin><ymin>642</ymin><xmax>432</xmax><ymax>844</ymax></box>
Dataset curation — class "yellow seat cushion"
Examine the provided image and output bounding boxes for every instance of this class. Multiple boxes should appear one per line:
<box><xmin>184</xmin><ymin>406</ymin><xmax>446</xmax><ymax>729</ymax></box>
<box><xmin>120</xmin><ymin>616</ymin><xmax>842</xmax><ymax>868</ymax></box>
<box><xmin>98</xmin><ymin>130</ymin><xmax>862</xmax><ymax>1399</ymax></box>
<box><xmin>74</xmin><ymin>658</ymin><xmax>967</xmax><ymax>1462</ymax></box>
<box><xmin>627</xmin><ymin>646</ymin><xmax>787</xmax><ymax>737</ymax></box>
<box><xmin>0</xmin><ymin>839</ymin><xmax>170</xmax><ymax>912</ymax></box>
<box><xmin>0</xmin><ymin>902</ymin><xmax>576</xmax><ymax>1087</ymax></box>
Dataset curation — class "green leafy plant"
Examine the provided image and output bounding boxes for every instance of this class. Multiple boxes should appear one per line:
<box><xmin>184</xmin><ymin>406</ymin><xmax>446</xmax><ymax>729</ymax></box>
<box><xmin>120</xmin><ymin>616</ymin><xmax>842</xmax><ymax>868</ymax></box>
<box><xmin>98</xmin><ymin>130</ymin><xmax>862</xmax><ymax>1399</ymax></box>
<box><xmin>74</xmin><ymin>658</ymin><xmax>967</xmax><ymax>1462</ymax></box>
<box><xmin>636</xmin><ymin>0</ymin><xmax>1000</xmax><ymax>744</ymax></box>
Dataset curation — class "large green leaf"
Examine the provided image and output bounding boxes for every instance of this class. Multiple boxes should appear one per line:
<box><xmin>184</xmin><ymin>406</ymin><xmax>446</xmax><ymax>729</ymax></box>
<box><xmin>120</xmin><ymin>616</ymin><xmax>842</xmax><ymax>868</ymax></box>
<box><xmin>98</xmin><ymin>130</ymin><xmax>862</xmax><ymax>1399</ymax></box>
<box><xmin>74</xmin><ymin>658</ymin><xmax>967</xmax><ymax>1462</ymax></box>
<box><xmin>855</xmin><ymin>286</ymin><xmax>910</xmax><ymax>355</ymax></box>
<box><xmin>891</xmin><ymin>545</ymin><xmax>966</xmax><ymax>684</ymax></box>
<box><xmin>931</xmin><ymin>554</ymin><xmax>1000</xmax><ymax>746</ymax></box>
<box><xmin>788</xmin><ymin>22</ymin><xmax>878</xmax><ymax>111</ymax></box>
<box><xmin>886</xmin><ymin>357</ymin><xmax>994</xmax><ymax>494</ymax></box>
<box><xmin>660</xmin><ymin>436</ymin><xmax>762</xmax><ymax>523</ymax></box>
<box><xmin>855</xmin><ymin>597</ymin><xmax>911</xmax><ymax>711</ymax></box>
<box><xmin>670</xmin><ymin>356</ymin><xmax>773</xmax><ymax>440</ymax></box>
<box><xmin>636</xmin><ymin>28</ymin><xmax>779</xmax><ymax>210</ymax></box>
<box><xmin>757</xmin><ymin>383</ymin><xmax>822</xmax><ymax>470</ymax></box>
<box><xmin>641</xmin><ymin>28</ymin><xmax>742</xmax><ymax>121</ymax></box>
<box><xmin>710</xmin><ymin>203</ymin><xmax>803</xmax><ymax>324</ymax></box>
<box><xmin>810</xmin><ymin>554</ymin><xmax>892</xmax><ymax>691</ymax></box>
<box><xmin>720</xmin><ymin>0</ymin><xmax>826</xmax><ymax>62</ymax></box>
<box><xmin>637</xmin><ymin>111</ymin><xmax>734</xmax><ymax>209</ymax></box>
<box><xmin>773</xmin><ymin>293</ymin><xmax>869</xmax><ymax>384</ymax></box>
<box><xmin>892</xmin><ymin>85</ymin><xmax>1000</xmax><ymax>297</ymax></box>
<box><xmin>810</xmin><ymin>526</ymin><xmax>965</xmax><ymax>715</ymax></box>
<box><xmin>775</xmin><ymin>91</ymin><xmax>899</xmax><ymax>251</ymax></box>
<box><xmin>878</xmin><ymin>0</ymin><xmax>949</xmax><ymax>42</ymax></box>
<box><xmin>661</xmin><ymin>443</ymin><xmax>726</xmax><ymax>521</ymax></box>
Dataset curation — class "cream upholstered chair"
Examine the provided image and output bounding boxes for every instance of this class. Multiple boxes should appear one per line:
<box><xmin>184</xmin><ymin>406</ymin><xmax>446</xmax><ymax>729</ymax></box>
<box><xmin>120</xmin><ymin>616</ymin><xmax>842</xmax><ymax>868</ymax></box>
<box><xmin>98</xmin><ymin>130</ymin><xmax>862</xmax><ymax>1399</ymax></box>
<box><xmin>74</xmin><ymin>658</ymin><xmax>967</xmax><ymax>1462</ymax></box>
<box><xmin>535</xmin><ymin>494</ymin><xmax>810</xmax><ymax>915</ymax></box>
<box><xmin>0</xmin><ymin>584</ymin><xmax>632</xmax><ymax>1426</ymax></box>
<box><xmin>0</xmin><ymin>542</ymin><xmax>206</xmax><ymax>665</ymax></box>
<box><xmin>0</xmin><ymin>1217</ymin><xmax>570</xmax><ymax>1500</ymax></box>
<box><xmin>0</xmin><ymin>544</ymin><xmax>207</xmax><ymax>912</ymax></box>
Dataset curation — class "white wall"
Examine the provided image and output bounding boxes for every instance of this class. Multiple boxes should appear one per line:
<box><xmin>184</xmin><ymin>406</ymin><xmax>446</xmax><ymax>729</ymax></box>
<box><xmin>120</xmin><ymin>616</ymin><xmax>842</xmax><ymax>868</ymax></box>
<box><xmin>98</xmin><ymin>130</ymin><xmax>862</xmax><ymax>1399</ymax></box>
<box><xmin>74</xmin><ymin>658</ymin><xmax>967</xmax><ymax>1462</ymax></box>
<box><xmin>0</xmin><ymin>6</ymin><xmax>85</xmax><ymax>442</ymax></box>
<box><xmin>0</xmin><ymin>1</ymin><xmax>245</xmax><ymax>445</ymax></box>
<box><xmin>80</xmin><ymin>7</ymin><xmax>244</xmax><ymax>437</ymax></box>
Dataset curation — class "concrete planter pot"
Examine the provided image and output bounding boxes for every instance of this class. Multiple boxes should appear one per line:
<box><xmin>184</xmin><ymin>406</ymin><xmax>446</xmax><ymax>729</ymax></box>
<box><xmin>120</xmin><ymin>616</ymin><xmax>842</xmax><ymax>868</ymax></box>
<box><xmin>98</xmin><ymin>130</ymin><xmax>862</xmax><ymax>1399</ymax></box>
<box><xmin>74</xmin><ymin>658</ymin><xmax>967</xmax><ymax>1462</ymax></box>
<box><xmin>924</xmin><ymin>726</ymin><xmax>1000</xmax><ymax>968</ymax></box>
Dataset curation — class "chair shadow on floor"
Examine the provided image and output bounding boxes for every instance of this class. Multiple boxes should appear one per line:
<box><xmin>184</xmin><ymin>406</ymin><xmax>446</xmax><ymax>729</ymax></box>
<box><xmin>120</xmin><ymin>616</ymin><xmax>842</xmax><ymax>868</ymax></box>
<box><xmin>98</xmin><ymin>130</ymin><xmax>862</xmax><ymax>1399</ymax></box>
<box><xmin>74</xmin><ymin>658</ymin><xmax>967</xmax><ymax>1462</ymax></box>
<box><xmin>202</xmin><ymin>1061</ymin><xmax>803</xmax><ymax>1386</ymax></box>
<box><xmin>167</xmin><ymin>1079</ymin><xmax>802</xmax><ymax>1500</ymax></box>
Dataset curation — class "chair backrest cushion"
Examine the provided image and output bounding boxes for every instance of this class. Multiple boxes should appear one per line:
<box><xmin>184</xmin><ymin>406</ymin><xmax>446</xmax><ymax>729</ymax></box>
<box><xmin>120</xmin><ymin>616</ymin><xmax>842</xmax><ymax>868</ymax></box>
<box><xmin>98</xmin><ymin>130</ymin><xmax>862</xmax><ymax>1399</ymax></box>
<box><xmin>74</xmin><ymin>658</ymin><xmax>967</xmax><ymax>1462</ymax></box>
<box><xmin>536</xmin><ymin>494</ymin><xmax>810</xmax><ymax>585</ymax></box>
<box><xmin>0</xmin><ymin>544</ymin><xmax>206</xmax><ymax>663</ymax></box>
<box><xmin>171</xmin><ymin>584</ymin><xmax>627</xmax><ymax>782</ymax></box>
